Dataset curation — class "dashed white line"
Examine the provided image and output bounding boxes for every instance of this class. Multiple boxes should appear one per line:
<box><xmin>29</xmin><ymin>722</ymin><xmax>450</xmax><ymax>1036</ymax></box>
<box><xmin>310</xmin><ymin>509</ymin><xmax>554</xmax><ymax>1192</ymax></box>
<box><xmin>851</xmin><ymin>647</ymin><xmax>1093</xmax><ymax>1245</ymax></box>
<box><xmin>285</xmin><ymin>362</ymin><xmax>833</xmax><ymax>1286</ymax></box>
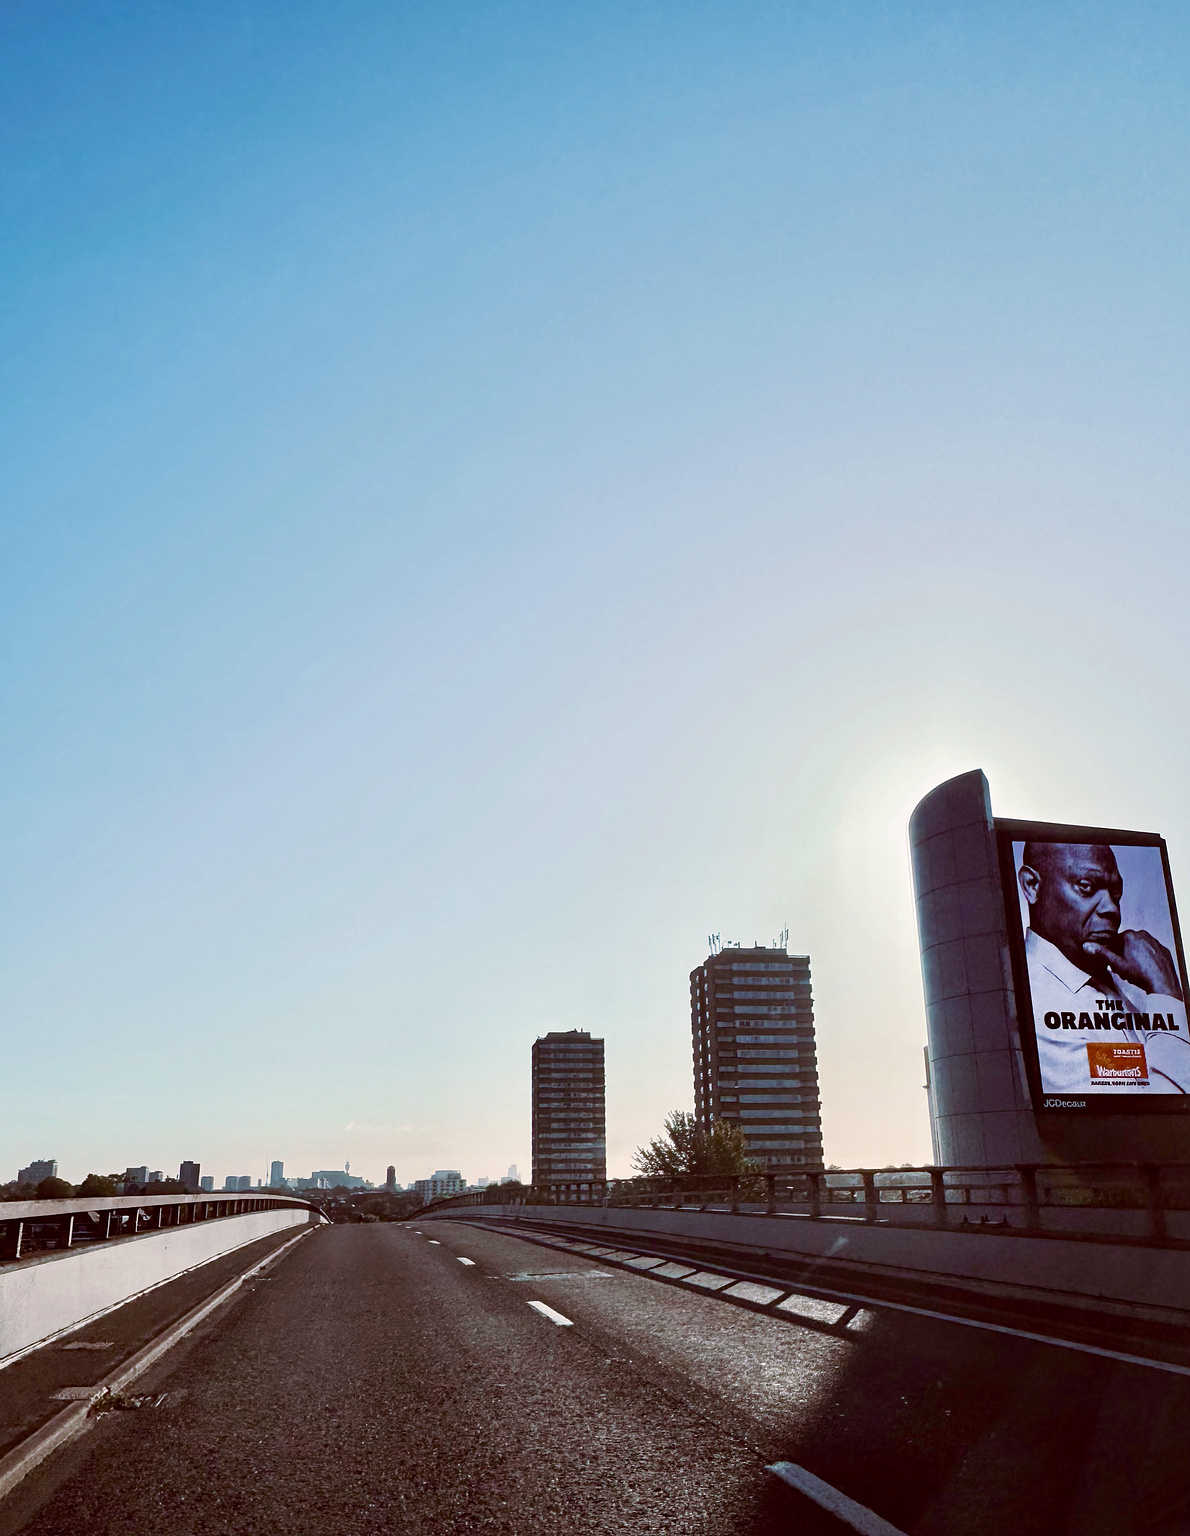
<box><xmin>457</xmin><ymin>1257</ymin><xmax>476</xmax><ymax>1266</ymax></box>
<box><xmin>527</xmin><ymin>1301</ymin><xmax>574</xmax><ymax>1327</ymax></box>
<box><xmin>768</xmin><ymin>1463</ymin><xmax>907</xmax><ymax>1536</ymax></box>
<box><xmin>505</xmin><ymin>1232</ymin><xmax>1190</xmax><ymax>1378</ymax></box>
<box><xmin>427</xmin><ymin>1240</ymin><xmax>441</xmax><ymax>1245</ymax></box>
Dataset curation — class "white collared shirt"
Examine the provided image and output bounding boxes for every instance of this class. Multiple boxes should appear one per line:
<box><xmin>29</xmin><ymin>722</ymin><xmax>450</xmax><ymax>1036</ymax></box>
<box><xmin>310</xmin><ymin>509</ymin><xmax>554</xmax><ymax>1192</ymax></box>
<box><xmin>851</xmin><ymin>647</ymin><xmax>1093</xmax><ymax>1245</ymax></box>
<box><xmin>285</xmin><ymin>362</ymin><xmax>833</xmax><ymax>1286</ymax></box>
<box><xmin>1024</xmin><ymin>930</ymin><xmax>1190</xmax><ymax>1094</ymax></box>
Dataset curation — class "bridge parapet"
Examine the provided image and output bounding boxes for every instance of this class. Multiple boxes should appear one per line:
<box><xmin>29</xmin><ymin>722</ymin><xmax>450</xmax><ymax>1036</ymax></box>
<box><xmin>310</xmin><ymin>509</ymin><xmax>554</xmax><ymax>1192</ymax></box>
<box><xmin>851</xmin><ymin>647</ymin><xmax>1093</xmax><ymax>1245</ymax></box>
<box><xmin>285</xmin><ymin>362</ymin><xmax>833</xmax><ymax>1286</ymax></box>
<box><xmin>1</xmin><ymin>1192</ymin><xmax>315</xmax><ymax>1264</ymax></box>
<box><xmin>412</xmin><ymin>1161</ymin><xmax>1190</xmax><ymax>1245</ymax></box>
<box><xmin>0</xmin><ymin>1193</ymin><xmax>320</xmax><ymax>1369</ymax></box>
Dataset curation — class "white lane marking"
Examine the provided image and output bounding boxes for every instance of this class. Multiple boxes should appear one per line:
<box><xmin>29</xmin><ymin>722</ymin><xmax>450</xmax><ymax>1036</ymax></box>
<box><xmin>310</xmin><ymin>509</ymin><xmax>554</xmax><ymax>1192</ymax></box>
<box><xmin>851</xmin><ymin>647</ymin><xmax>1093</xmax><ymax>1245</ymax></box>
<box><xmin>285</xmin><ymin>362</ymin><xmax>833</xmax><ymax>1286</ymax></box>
<box><xmin>507</xmin><ymin>1271</ymin><xmax>612</xmax><ymax>1281</ymax></box>
<box><xmin>776</xmin><ymin>1294</ymin><xmax>854</xmax><ymax>1325</ymax></box>
<box><xmin>461</xmin><ymin>1222</ymin><xmax>1190</xmax><ymax>1379</ymax></box>
<box><xmin>427</xmin><ymin>1240</ymin><xmax>441</xmax><ymax>1245</ymax></box>
<box><xmin>682</xmin><ymin>1271</ymin><xmax>735</xmax><ymax>1291</ymax></box>
<box><xmin>527</xmin><ymin>1300</ymin><xmax>574</xmax><ymax>1327</ymax></box>
<box><xmin>725</xmin><ymin>1281</ymin><xmax>785</xmax><ymax>1306</ymax></box>
<box><xmin>457</xmin><ymin>1257</ymin><xmax>476</xmax><ymax>1266</ymax></box>
<box><xmin>768</xmin><ymin>1463</ymin><xmax>907</xmax><ymax>1536</ymax></box>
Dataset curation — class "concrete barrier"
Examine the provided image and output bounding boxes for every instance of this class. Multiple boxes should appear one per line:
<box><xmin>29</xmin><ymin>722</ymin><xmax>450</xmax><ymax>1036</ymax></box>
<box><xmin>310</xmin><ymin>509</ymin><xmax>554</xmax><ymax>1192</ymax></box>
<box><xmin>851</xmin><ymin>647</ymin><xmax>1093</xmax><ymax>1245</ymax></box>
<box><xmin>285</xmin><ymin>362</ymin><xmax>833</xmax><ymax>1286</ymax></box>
<box><xmin>0</xmin><ymin>1207</ymin><xmax>315</xmax><ymax>1368</ymax></box>
<box><xmin>439</xmin><ymin>1204</ymin><xmax>1190</xmax><ymax>1325</ymax></box>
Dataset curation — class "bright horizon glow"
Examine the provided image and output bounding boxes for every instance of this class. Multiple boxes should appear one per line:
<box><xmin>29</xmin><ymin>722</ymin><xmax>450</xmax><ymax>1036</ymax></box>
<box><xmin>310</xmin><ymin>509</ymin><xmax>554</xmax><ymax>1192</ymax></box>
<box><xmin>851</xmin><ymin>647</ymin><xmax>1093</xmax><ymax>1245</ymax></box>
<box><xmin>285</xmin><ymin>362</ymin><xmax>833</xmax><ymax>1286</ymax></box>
<box><xmin>4</xmin><ymin>4</ymin><xmax>1190</xmax><ymax>1185</ymax></box>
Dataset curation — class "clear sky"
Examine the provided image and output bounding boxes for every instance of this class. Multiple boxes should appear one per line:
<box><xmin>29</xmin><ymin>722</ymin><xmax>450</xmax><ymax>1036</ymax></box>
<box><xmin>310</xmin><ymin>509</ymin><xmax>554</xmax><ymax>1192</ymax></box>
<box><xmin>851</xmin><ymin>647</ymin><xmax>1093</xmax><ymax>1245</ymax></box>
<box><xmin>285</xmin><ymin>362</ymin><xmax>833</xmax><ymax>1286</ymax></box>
<box><xmin>4</xmin><ymin>2</ymin><xmax>1190</xmax><ymax>1187</ymax></box>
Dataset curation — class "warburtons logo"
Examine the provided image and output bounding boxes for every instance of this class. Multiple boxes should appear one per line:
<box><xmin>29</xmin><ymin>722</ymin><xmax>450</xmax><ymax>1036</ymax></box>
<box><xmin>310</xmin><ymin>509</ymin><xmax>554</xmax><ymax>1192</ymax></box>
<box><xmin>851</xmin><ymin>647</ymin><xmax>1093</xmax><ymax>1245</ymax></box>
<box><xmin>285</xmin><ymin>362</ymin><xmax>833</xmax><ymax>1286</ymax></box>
<box><xmin>1086</xmin><ymin>1042</ymin><xmax>1148</xmax><ymax>1081</ymax></box>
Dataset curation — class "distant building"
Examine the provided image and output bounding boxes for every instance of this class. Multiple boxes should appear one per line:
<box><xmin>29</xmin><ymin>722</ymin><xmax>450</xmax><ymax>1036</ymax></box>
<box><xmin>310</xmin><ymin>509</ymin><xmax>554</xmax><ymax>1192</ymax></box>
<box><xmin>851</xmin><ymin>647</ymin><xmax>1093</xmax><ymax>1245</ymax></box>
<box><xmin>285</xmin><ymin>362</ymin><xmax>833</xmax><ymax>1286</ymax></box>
<box><xmin>199</xmin><ymin>1176</ymin><xmax>214</xmax><ymax>1192</ymax></box>
<box><xmin>412</xmin><ymin>1170</ymin><xmax>466</xmax><ymax>1200</ymax></box>
<box><xmin>270</xmin><ymin>1161</ymin><xmax>284</xmax><ymax>1187</ymax></box>
<box><xmin>124</xmin><ymin>1166</ymin><xmax>148</xmax><ymax>1187</ymax></box>
<box><xmin>237</xmin><ymin>1175</ymin><xmax>252</xmax><ymax>1191</ymax></box>
<box><xmin>310</xmin><ymin>1169</ymin><xmax>367</xmax><ymax>1189</ymax></box>
<box><xmin>179</xmin><ymin>1161</ymin><xmax>201</xmax><ymax>1191</ymax></box>
<box><xmin>148</xmin><ymin>1171</ymin><xmax>164</xmax><ymax>1184</ymax></box>
<box><xmin>691</xmin><ymin>944</ymin><xmax>823</xmax><ymax>1170</ymax></box>
<box><xmin>385</xmin><ymin>1165</ymin><xmax>396</xmax><ymax>1191</ymax></box>
<box><xmin>500</xmin><ymin>1164</ymin><xmax>521</xmax><ymax>1184</ymax></box>
<box><xmin>18</xmin><ymin>1159</ymin><xmax>57</xmax><ymax>1186</ymax></box>
<box><xmin>532</xmin><ymin>1031</ymin><xmax>605</xmax><ymax>1187</ymax></box>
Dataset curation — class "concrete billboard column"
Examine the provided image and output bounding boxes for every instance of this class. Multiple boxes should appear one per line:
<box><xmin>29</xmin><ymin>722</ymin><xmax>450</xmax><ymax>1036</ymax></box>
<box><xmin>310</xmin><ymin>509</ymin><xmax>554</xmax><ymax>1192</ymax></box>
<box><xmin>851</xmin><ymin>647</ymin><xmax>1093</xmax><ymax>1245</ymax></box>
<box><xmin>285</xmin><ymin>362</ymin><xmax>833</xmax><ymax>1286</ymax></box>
<box><xmin>910</xmin><ymin>770</ymin><xmax>1044</xmax><ymax>1166</ymax></box>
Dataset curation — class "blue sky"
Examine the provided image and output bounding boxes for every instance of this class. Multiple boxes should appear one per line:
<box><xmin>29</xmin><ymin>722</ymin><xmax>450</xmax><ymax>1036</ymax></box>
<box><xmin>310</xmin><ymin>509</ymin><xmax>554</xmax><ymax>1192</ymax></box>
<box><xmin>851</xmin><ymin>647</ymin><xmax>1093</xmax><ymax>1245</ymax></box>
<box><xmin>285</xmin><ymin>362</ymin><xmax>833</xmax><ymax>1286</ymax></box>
<box><xmin>3</xmin><ymin>3</ymin><xmax>1190</xmax><ymax>1184</ymax></box>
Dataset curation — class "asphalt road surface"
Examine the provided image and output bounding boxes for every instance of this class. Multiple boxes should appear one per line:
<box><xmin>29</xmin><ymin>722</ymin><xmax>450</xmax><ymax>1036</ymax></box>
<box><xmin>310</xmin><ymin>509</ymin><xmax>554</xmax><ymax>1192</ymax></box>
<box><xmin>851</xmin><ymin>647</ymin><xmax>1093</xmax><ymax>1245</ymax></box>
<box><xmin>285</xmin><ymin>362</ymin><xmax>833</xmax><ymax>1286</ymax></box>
<box><xmin>4</xmin><ymin>1219</ymin><xmax>1190</xmax><ymax>1535</ymax></box>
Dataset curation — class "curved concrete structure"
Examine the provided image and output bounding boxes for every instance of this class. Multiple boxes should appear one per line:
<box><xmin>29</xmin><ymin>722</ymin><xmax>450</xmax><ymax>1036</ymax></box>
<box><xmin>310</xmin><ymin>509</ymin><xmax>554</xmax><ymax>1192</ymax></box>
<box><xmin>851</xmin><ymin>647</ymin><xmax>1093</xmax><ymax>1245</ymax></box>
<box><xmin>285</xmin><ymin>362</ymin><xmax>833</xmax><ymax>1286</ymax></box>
<box><xmin>910</xmin><ymin>770</ymin><xmax>1044</xmax><ymax>1166</ymax></box>
<box><xmin>0</xmin><ymin>1205</ymin><xmax>317</xmax><ymax>1368</ymax></box>
<box><xmin>911</xmin><ymin>770</ymin><xmax>1190</xmax><ymax>1167</ymax></box>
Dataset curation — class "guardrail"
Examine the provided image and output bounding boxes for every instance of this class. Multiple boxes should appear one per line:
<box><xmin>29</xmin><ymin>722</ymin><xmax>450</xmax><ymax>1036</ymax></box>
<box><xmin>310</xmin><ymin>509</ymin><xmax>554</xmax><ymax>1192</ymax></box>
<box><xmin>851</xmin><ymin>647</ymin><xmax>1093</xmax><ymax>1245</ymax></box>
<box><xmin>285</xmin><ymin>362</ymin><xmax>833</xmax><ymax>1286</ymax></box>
<box><xmin>412</xmin><ymin>1162</ymin><xmax>1190</xmax><ymax>1243</ymax></box>
<box><xmin>0</xmin><ymin>1193</ymin><xmax>317</xmax><ymax>1265</ymax></box>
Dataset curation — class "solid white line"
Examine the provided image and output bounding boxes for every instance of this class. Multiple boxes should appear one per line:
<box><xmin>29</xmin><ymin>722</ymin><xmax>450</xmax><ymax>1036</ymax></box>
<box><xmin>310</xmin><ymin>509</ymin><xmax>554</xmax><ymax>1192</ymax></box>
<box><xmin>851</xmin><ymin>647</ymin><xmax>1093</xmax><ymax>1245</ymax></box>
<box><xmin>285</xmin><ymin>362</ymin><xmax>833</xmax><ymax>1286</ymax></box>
<box><xmin>790</xmin><ymin>1285</ymin><xmax>1190</xmax><ymax>1378</ymax></box>
<box><xmin>504</xmin><ymin>1229</ymin><xmax>1190</xmax><ymax>1379</ymax></box>
<box><xmin>527</xmin><ymin>1300</ymin><xmax>573</xmax><ymax>1327</ymax></box>
<box><xmin>457</xmin><ymin>1257</ymin><xmax>476</xmax><ymax>1266</ymax></box>
<box><xmin>0</xmin><ymin>1218</ymin><xmax>323</xmax><ymax>1376</ymax></box>
<box><xmin>768</xmin><ymin>1463</ymin><xmax>907</xmax><ymax>1536</ymax></box>
<box><xmin>0</xmin><ymin>1225</ymin><xmax>315</xmax><ymax>1504</ymax></box>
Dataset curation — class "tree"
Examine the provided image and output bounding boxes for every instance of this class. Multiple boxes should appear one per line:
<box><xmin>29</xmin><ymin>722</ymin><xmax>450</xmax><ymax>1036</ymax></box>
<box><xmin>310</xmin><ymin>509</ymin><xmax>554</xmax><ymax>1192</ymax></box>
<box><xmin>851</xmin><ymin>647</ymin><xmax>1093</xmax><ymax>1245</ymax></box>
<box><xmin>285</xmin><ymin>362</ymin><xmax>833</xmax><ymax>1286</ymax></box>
<box><xmin>632</xmin><ymin>1111</ymin><xmax>758</xmax><ymax>1179</ymax></box>
<box><xmin>483</xmin><ymin>1179</ymin><xmax>525</xmax><ymax>1204</ymax></box>
<box><xmin>36</xmin><ymin>1176</ymin><xmax>74</xmax><ymax>1199</ymax></box>
<box><xmin>77</xmin><ymin>1174</ymin><xmax>117</xmax><ymax>1197</ymax></box>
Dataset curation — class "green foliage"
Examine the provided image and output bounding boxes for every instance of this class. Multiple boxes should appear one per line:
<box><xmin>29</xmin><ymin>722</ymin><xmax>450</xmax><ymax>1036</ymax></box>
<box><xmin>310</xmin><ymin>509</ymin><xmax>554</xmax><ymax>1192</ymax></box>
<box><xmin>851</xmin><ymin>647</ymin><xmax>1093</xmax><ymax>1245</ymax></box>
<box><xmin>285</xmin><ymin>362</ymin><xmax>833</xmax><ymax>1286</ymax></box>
<box><xmin>482</xmin><ymin>1180</ymin><xmax>525</xmax><ymax>1203</ymax></box>
<box><xmin>77</xmin><ymin>1174</ymin><xmax>117</xmax><ymax>1197</ymax></box>
<box><xmin>632</xmin><ymin>1111</ymin><xmax>759</xmax><ymax>1178</ymax></box>
<box><xmin>341</xmin><ymin>1190</ymin><xmax>424</xmax><ymax>1221</ymax></box>
<box><xmin>36</xmin><ymin>1176</ymin><xmax>74</xmax><ymax>1199</ymax></box>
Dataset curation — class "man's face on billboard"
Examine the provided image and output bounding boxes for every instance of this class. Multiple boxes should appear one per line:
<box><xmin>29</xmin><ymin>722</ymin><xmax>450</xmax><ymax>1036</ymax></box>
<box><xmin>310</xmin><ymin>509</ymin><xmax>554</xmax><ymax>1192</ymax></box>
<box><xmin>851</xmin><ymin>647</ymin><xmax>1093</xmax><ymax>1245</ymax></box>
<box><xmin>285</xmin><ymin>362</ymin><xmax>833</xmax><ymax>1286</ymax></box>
<box><xmin>1020</xmin><ymin>843</ymin><xmax>1123</xmax><ymax>972</ymax></box>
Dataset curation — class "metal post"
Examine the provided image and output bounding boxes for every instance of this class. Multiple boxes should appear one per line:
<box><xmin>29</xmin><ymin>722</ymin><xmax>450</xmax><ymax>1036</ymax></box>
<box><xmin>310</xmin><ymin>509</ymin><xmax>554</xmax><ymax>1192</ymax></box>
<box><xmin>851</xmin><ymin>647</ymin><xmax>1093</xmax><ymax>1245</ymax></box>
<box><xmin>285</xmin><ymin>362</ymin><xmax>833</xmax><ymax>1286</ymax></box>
<box><xmin>861</xmin><ymin>1169</ymin><xmax>878</xmax><ymax>1223</ymax></box>
<box><xmin>1015</xmin><ymin>1164</ymin><xmax>1039</xmax><ymax>1232</ymax></box>
<box><xmin>807</xmin><ymin>1171</ymin><xmax>822</xmax><ymax>1218</ymax></box>
<box><xmin>60</xmin><ymin>1214</ymin><xmax>75</xmax><ymax>1249</ymax></box>
<box><xmin>765</xmin><ymin>1174</ymin><xmax>777</xmax><ymax>1216</ymax></box>
<box><xmin>1142</xmin><ymin>1163</ymin><xmax>1167</xmax><ymax>1241</ymax></box>
<box><xmin>730</xmin><ymin>1175</ymin><xmax>740</xmax><ymax>1214</ymax></box>
<box><xmin>930</xmin><ymin>1167</ymin><xmax>948</xmax><ymax>1227</ymax></box>
<box><xmin>3</xmin><ymin>1220</ymin><xmax>23</xmax><ymax>1260</ymax></box>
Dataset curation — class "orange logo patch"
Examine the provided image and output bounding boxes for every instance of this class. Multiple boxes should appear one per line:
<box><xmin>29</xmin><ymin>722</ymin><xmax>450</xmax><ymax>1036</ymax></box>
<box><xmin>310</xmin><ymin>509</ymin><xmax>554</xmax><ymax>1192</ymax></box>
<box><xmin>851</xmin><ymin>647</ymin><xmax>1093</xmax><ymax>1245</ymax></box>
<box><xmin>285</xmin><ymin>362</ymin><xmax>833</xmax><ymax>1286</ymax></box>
<box><xmin>1087</xmin><ymin>1042</ymin><xmax>1148</xmax><ymax>1081</ymax></box>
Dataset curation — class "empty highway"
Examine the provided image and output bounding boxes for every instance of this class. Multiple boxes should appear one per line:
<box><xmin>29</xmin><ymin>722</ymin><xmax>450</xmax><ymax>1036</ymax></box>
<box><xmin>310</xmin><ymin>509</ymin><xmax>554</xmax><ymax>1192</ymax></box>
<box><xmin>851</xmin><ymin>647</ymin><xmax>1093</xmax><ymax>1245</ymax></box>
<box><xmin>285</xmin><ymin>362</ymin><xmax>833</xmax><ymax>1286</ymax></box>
<box><xmin>3</xmin><ymin>1219</ymin><xmax>1188</xmax><ymax>1535</ymax></box>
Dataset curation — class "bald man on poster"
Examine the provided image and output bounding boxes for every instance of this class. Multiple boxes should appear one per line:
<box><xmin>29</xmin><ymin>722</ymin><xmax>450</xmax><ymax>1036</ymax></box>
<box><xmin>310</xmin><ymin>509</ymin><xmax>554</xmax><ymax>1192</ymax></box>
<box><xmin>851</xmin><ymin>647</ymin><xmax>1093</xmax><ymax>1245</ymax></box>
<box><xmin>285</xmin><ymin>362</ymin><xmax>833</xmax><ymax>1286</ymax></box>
<box><xmin>1019</xmin><ymin>842</ymin><xmax>1190</xmax><ymax>1096</ymax></box>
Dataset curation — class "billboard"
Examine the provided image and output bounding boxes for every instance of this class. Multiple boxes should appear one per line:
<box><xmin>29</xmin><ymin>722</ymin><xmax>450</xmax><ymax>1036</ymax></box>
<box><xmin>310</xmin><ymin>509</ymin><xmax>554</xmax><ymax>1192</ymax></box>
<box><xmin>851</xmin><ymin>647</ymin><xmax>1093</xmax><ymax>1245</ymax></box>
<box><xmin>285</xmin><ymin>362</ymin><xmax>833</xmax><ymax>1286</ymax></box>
<box><xmin>996</xmin><ymin>821</ymin><xmax>1190</xmax><ymax>1113</ymax></box>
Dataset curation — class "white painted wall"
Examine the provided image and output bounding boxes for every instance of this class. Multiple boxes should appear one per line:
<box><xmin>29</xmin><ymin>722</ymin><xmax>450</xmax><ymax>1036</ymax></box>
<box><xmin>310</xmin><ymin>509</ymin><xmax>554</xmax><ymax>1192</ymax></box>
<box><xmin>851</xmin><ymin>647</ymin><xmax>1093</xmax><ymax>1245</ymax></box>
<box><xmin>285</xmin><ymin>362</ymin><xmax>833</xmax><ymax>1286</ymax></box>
<box><xmin>0</xmin><ymin>1207</ymin><xmax>313</xmax><ymax>1368</ymax></box>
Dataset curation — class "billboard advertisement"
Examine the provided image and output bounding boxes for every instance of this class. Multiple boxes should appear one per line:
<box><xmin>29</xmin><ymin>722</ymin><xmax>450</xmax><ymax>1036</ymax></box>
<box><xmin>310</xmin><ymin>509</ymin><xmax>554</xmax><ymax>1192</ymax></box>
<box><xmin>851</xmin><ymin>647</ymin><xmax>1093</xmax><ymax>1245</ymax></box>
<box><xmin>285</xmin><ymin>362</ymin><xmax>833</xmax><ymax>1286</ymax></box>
<box><xmin>996</xmin><ymin>821</ymin><xmax>1190</xmax><ymax>1113</ymax></box>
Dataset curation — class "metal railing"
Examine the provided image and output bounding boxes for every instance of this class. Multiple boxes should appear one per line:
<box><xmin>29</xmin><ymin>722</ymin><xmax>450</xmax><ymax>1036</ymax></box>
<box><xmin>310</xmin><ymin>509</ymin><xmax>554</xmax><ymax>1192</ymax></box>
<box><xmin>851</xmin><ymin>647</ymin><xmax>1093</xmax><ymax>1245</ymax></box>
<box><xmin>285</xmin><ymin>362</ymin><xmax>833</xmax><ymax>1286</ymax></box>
<box><xmin>410</xmin><ymin>1162</ymin><xmax>1190</xmax><ymax>1243</ymax></box>
<box><xmin>0</xmin><ymin>1192</ymin><xmax>317</xmax><ymax>1264</ymax></box>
